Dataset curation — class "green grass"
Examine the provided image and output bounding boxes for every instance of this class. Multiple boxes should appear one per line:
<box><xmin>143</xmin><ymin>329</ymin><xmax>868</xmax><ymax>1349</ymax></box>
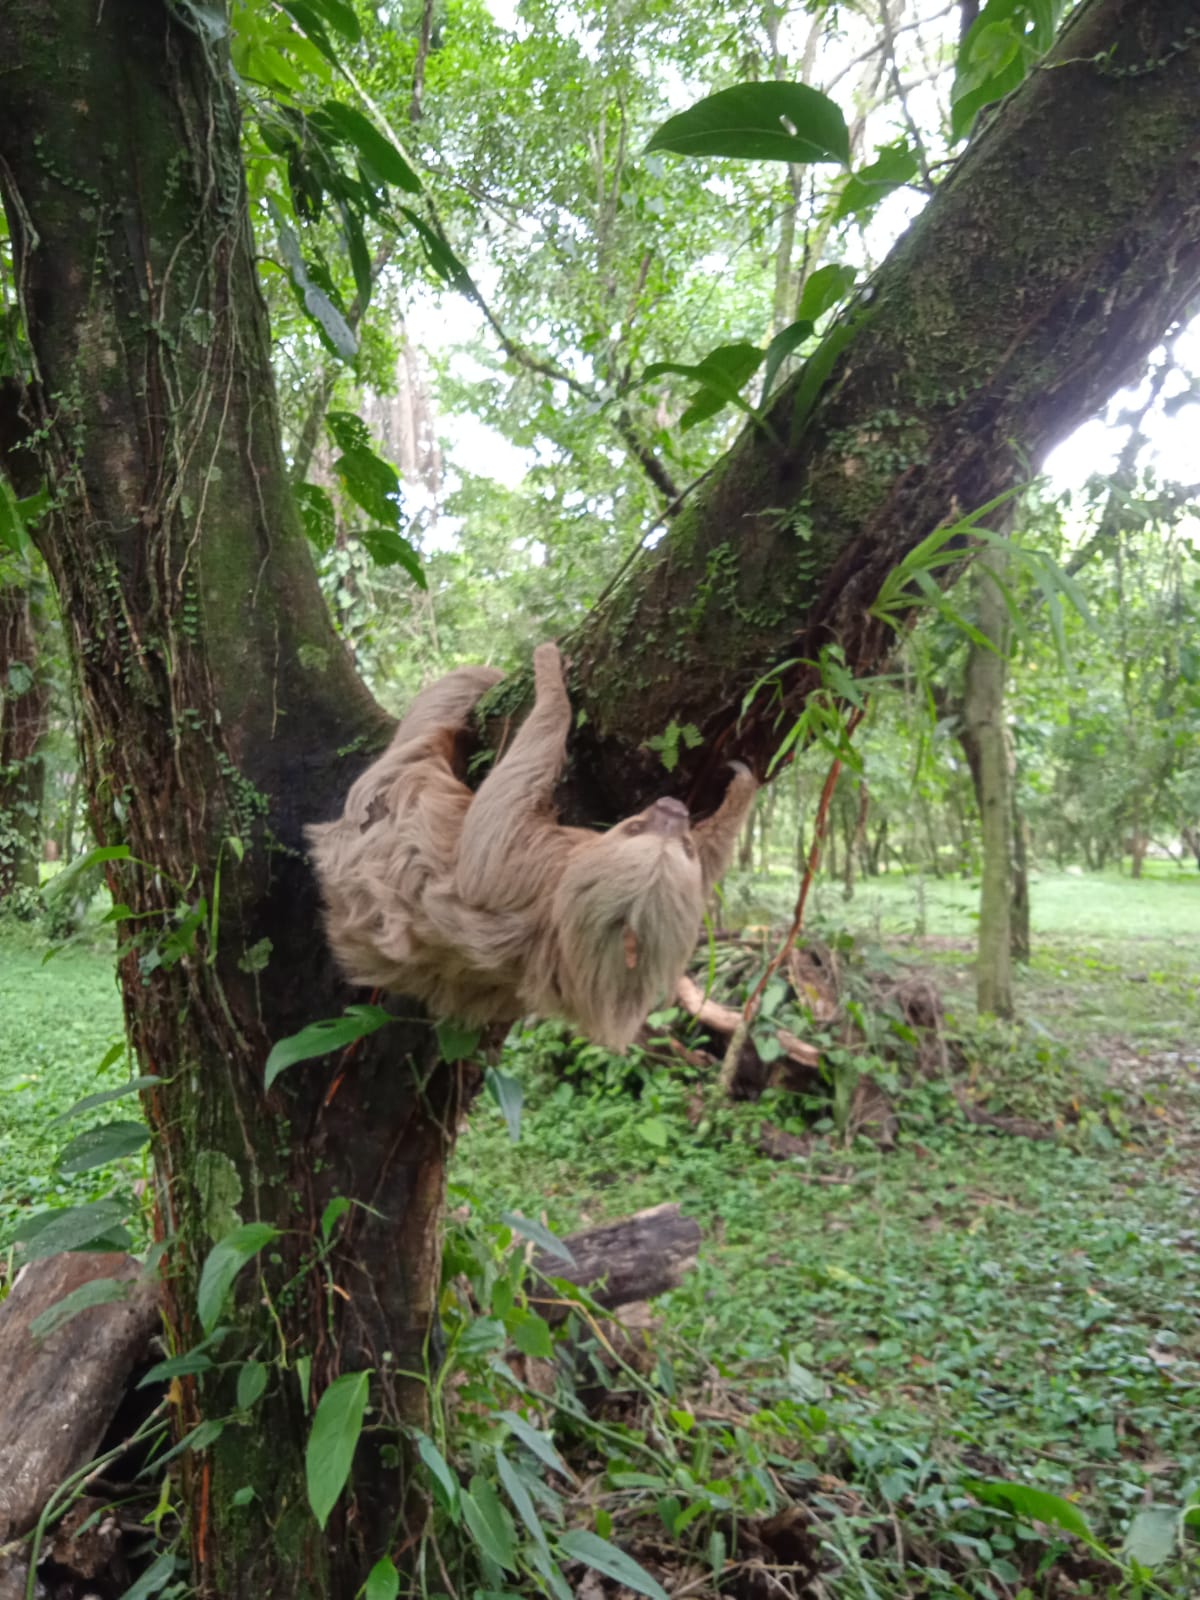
<box><xmin>0</xmin><ymin>923</ymin><xmax>136</xmax><ymax>1240</ymax></box>
<box><xmin>3</xmin><ymin>871</ymin><xmax>1199</xmax><ymax>1597</ymax></box>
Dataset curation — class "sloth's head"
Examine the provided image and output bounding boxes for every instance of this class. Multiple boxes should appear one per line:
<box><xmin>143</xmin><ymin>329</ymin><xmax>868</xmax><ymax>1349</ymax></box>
<box><xmin>553</xmin><ymin>796</ymin><xmax>706</xmax><ymax>1050</ymax></box>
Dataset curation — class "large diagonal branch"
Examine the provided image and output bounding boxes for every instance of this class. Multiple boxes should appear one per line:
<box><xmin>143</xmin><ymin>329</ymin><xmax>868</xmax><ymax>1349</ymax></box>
<box><xmin>560</xmin><ymin>0</ymin><xmax>1200</xmax><ymax>819</ymax></box>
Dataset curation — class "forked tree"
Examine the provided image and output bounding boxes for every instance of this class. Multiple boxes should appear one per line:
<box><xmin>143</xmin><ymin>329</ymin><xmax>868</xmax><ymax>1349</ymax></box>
<box><xmin>2</xmin><ymin>0</ymin><xmax>1199</xmax><ymax>1593</ymax></box>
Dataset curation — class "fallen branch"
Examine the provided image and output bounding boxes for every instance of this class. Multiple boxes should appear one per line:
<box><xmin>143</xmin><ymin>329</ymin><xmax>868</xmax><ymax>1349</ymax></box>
<box><xmin>528</xmin><ymin>1202</ymin><xmax>701</xmax><ymax>1320</ymax></box>
<box><xmin>677</xmin><ymin>974</ymin><xmax>820</xmax><ymax>1068</ymax></box>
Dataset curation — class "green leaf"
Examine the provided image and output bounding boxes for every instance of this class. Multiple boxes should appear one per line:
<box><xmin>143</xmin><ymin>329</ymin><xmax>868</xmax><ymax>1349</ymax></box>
<box><xmin>0</xmin><ymin>477</ymin><xmax>31</xmax><ymax>556</ymax></box>
<box><xmin>500</xmin><ymin>1211</ymin><xmax>575</xmax><ymax>1266</ymax></box>
<box><xmin>58</xmin><ymin>1119</ymin><xmax>150</xmax><ymax>1176</ymax></box>
<box><xmin>966</xmin><ymin>1479</ymin><xmax>1109</xmax><ymax>1554</ymax></box>
<box><xmin>498</xmin><ymin>1410</ymin><xmax>571</xmax><ymax>1479</ymax></box>
<box><xmin>462</xmin><ymin>1475</ymin><xmax>518</xmax><ymax>1571</ymax></box>
<box><xmin>364</xmin><ymin>1555</ymin><xmax>400</xmax><ymax>1600</ymax></box>
<box><xmin>12</xmin><ymin>1198</ymin><xmax>130</xmax><ymax>1260</ymax></box>
<box><xmin>415</xmin><ymin>1430</ymin><xmax>461</xmax><ymax>1519</ymax></box>
<box><xmin>118</xmin><ymin>1551</ymin><xmax>177</xmax><ymax>1600</ymax></box>
<box><xmin>321</xmin><ymin>1196</ymin><xmax>351</xmax><ymax>1242</ymax></box>
<box><xmin>792</xmin><ymin>307</ymin><xmax>873</xmax><ymax>436</ymax></box>
<box><xmin>510</xmin><ymin>1308</ymin><xmax>554</xmax><ymax>1359</ymax></box>
<box><xmin>485</xmin><ymin>1067</ymin><xmax>523</xmax><ymax>1143</ymax></box>
<box><xmin>636</xmin><ymin>1115</ymin><xmax>670</xmax><ymax>1149</ymax></box>
<box><xmin>435</xmin><ymin>1018</ymin><xmax>481</xmax><ymax>1061</ymax></box>
<box><xmin>237</xmin><ymin>1360</ymin><xmax>269</xmax><ymax>1410</ymax></box>
<box><xmin>646</xmin><ymin>82</ymin><xmax>849</xmax><ymax>166</ymax></box>
<box><xmin>301</xmin><ymin>0</ymin><xmax>361</xmax><ymax>40</ymax></box>
<box><xmin>557</xmin><ymin>1530</ymin><xmax>670</xmax><ymax>1600</ymax></box>
<box><xmin>797</xmin><ymin>263</ymin><xmax>858</xmax><ymax>323</ymax></box>
<box><xmin>269</xmin><ymin>195</ymin><xmax>357</xmax><ymax>361</ymax></box>
<box><xmin>295</xmin><ymin>481</ymin><xmax>336</xmax><ymax>552</ymax></box>
<box><xmin>834</xmin><ymin>142</ymin><xmax>920</xmax><ymax>220</ymax></box>
<box><xmin>30</xmin><ymin>1276</ymin><xmax>133</xmax><ymax>1339</ymax></box>
<box><xmin>306</xmin><ymin>1369</ymin><xmax>371</xmax><ymax>1530</ymax></box>
<box><xmin>139</xmin><ymin>1348</ymin><xmax>216</xmax><ymax>1386</ymax></box>
<box><xmin>53</xmin><ymin>843</ymin><xmax>130</xmax><ymax>891</ymax></box>
<box><xmin>50</xmin><ymin>1076</ymin><xmax>159</xmax><ymax>1126</ymax></box>
<box><xmin>357</xmin><ymin>525</ymin><xmax>426</xmax><ymax>587</ymax></box>
<box><xmin>397</xmin><ymin>206</ymin><xmax>471</xmax><ymax>288</ymax></box>
<box><xmin>760</xmin><ymin>320</ymin><xmax>813</xmax><ymax>403</ymax></box>
<box><xmin>495</xmin><ymin>1446</ymin><xmax>552</xmax><ymax>1554</ymax></box>
<box><xmin>265</xmin><ymin>1004</ymin><xmax>393</xmax><ymax>1088</ymax></box>
<box><xmin>334</xmin><ymin>445</ymin><xmax>400</xmax><ymax>525</ymax></box>
<box><xmin>1123</xmin><ymin>1506</ymin><xmax>1177</xmax><ymax>1569</ymax></box>
<box><xmin>197</xmin><ymin>1222</ymin><xmax>280</xmax><ymax>1335</ymax></box>
<box><xmin>320</xmin><ymin>101</ymin><xmax>420</xmax><ymax>193</ymax></box>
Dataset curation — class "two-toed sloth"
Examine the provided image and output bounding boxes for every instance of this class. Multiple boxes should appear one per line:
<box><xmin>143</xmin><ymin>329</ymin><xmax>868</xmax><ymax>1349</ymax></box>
<box><xmin>307</xmin><ymin>643</ymin><xmax>756</xmax><ymax>1051</ymax></box>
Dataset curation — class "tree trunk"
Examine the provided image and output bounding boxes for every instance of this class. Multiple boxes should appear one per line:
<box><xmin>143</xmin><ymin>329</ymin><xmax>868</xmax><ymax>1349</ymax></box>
<box><xmin>964</xmin><ymin>544</ymin><xmax>1013</xmax><ymax>1018</ymax></box>
<box><xmin>0</xmin><ymin>584</ymin><xmax>50</xmax><ymax>900</ymax></box>
<box><xmin>0</xmin><ymin>8</ymin><xmax>452</xmax><ymax>1595</ymax></box>
<box><xmin>4</xmin><ymin>0</ymin><xmax>1200</xmax><ymax>1593</ymax></box>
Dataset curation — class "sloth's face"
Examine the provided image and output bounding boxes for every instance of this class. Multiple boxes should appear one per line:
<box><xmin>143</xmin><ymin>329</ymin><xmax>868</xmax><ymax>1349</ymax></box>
<box><xmin>609</xmin><ymin>796</ymin><xmax>696</xmax><ymax>860</ymax></box>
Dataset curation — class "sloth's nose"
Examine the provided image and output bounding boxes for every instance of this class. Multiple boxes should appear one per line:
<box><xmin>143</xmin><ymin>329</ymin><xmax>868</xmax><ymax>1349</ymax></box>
<box><xmin>650</xmin><ymin>797</ymin><xmax>689</xmax><ymax>835</ymax></box>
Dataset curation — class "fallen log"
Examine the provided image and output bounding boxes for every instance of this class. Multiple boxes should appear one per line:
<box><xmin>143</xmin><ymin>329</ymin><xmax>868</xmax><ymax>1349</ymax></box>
<box><xmin>528</xmin><ymin>1202</ymin><xmax>701</xmax><ymax>1320</ymax></box>
<box><xmin>0</xmin><ymin>1252</ymin><xmax>158</xmax><ymax>1541</ymax></box>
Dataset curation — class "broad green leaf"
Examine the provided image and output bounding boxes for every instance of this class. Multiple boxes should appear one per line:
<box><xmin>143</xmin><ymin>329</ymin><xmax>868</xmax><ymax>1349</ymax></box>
<box><xmin>58</xmin><ymin>1119</ymin><xmax>149</xmax><ymax>1176</ymax></box>
<box><xmin>306</xmin><ymin>1369</ymin><xmax>371</xmax><ymax>1530</ymax></box>
<box><xmin>321</xmin><ymin>1196</ymin><xmax>351</xmax><ymax>1241</ymax></box>
<box><xmin>139</xmin><ymin>1348</ymin><xmax>216</xmax><ymax>1386</ymax></box>
<box><xmin>509</xmin><ymin>1308</ymin><xmax>554</xmax><ymax>1359</ymax></box>
<box><xmin>357</xmin><ymin>525</ymin><xmax>426</xmax><ymax>587</ymax></box>
<box><xmin>321</xmin><ymin>101</ymin><xmax>420</xmax><ymax>193</ymax></box>
<box><xmin>51</xmin><ymin>1076</ymin><xmax>160</xmax><ymax>1126</ymax></box>
<box><xmin>797</xmin><ymin>263</ymin><xmax>858</xmax><ymax>323</ymax></box>
<box><xmin>415</xmin><ymin>1430</ymin><xmax>461</xmax><ymax>1519</ymax></box>
<box><xmin>760</xmin><ymin>320</ymin><xmax>813</xmax><ymax>403</ymax></box>
<box><xmin>967</xmin><ymin>1479</ymin><xmax>1108</xmax><ymax>1553</ymax></box>
<box><xmin>265</xmin><ymin>1004</ymin><xmax>392</xmax><ymax>1088</ymax></box>
<box><xmin>335</xmin><ymin>446</ymin><xmax>400</xmax><ymax>525</ymax></box>
<box><xmin>557</xmin><ymin>1530</ymin><xmax>669</xmax><ymax>1600</ymax></box>
<box><xmin>792</xmin><ymin>310</ymin><xmax>872</xmax><ymax>436</ymax></box>
<box><xmin>1123</xmin><ymin>1506</ymin><xmax>1177</xmax><ymax>1568</ymax></box>
<box><xmin>495</xmin><ymin>1447</ymin><xmax>551</xmax><ymax>1554</ymax></box>
<box><xmin>237</xmin><ymin>1360</ymin><xmax>269</xmax><ymax>1410</ymax></box>
<box><xmin>436</xmin><ymin>1018</ymin><xmax>481</xmax><ymax>1061</ymax></box>
<box><xmin>52</xmin><ymin>843</ymin><xmax>130</xmax><ymax>890</ymax></box>
<box><xmin>119</xmin><ymin>1551</ymin><xmax>177</xmax><ymax>1600</ymax></box>
<box><xmin>302</xmin><ymin>0</ymin><xmax>361</xmax><ymax>40</ymax></box>
<box><xmin>397</xmin><ymin>206</ymin><xmax>471</xmax><ymax>288</ymax></box>
<box><xmin>197</xmin><ymin>1222</ymin><xmax>280</xmax><ymax>1334</ymax></box>
<box><xmin>270</xmin><ymin>196</ymin><xmax>357</xmax><ymax>361</ymax></box>
<box><xmin>647</xmin><ymin>82</ymin><xmax>849</xmax><ymax>166</ymax></box>
<box><xmin>500</xmin><ymin>1210</ymin><xmax>574</xmax><ymax>1265</ymax></box>
<box><xmin>364</xmin><ymin>1555</ymin><xmax>400</xmax><ymax>1600</ymax></box>
<box><xmin>149</xmin><ymin>1416</ymin><xmax>226</xmax><ymax>1471</ymax></box>
<box><xmin>462</xmin><ymin>1475</ymin><xmax>518</xmax><ymax>1571</ymax></box>
<box><xmin>498</xmin><ymin>1410</ymin><xmax>571</xmax><ymax>1479</ymax></box>
<box><xmin>12</xmin><ymin>1199</ymin><xmax>130</xmax><ymax>1260</ymax></box>
<box><xmin>29</xmin><ymin>1276</ymin><xmax>132</xmax><ymax>1339</ymax></box>
<box><xmin>485</xmin><ymin>1067</ymin><xmax>523</xmax><ymax>1143</ymax></box>
<box><xmin>295</xmin><ymin>481</ymin><xmax>336</xmax><ymax>551</ymax></box>
<box><xmin>834</xmin><ymin>142</ymin><xmax>920</xmax><ymax>220</ymax></box>
<box><xmin>0</xmin><ymin>477</ymin><xmax>31</xmax><ymax>555</ymax></box>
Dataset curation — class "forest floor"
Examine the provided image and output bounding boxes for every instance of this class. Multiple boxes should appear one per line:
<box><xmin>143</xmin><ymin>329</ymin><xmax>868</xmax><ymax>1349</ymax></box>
<box><xmin>1</xmin><ymin>866</ymin><xmax>1198</xmax><ymax>1597</ymax></box>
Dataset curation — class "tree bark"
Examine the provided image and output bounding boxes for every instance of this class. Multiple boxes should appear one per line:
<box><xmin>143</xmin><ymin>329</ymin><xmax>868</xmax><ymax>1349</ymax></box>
<box><xmin>3</xmin><ymin>0</ymin><xmax>1200</xmax><ymax>1594</ymax></box>
<box><xmin>964</xmin><ymin>544</ymin><xmax>1013</xmax><ymax>1018</ymax></box>
<box><xmin>0</xmin><ymin>584</ymin><xmax>50</xmax><ymax>899</ymax></box>
<box><xmin>0</xmin><ymin>7</ymin><xmax>453</xmax><ymax>1595</ymax></box>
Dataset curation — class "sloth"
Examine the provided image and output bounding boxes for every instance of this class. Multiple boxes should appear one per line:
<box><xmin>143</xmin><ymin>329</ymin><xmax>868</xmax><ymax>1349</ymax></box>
<box><xmin>307</xmin><ymin>643</ymin><xmax>756</xmax><ymax>1051</ymax></box>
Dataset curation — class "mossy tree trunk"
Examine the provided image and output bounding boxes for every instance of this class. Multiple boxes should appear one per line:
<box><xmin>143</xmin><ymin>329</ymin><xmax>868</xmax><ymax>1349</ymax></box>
<box><xmin>1</xmin><ymin>6</ymin><xmax>458</xmax><ymax>1596</ymax></box>
<box><xmin>963</xmin><ymin>545</ymin><xmax>1014</xmax><ymax>1018</ymax></box>
<box><xmin>3</xmin><ymin>0</ymin><xmax>1200</xmax><ymax>1595</ymax></box>
<box><xmin>0</xmin><ymin>582</ymin><xmax>50</xmax><ymax>900</ymax></box>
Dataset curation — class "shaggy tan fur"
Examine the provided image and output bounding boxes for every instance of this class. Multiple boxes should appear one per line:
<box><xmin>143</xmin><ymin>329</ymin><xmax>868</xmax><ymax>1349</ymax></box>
<box><xmin>307</xmin><ymin>643</ymin><xmax>756</xmax><ymax>1050</ymax></box>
